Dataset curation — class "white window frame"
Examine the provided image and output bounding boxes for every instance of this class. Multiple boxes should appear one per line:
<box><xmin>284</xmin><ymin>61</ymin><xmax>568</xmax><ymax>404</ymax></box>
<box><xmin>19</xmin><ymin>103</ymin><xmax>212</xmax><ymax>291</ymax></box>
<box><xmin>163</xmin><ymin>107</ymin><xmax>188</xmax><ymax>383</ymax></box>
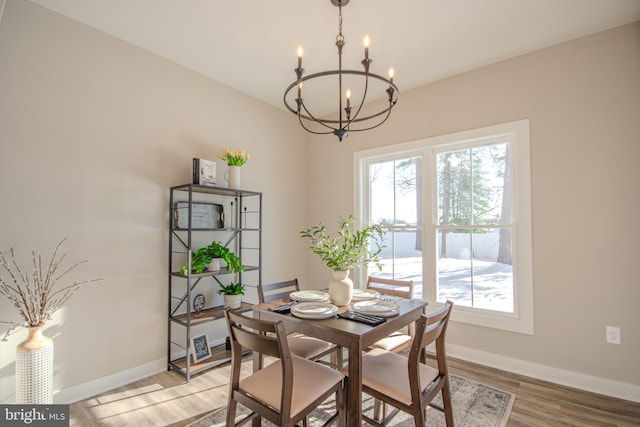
<box><xmin>354</xmin><ymin>119</ymin><xmax>533</xmax><ymax>334</ymax></box>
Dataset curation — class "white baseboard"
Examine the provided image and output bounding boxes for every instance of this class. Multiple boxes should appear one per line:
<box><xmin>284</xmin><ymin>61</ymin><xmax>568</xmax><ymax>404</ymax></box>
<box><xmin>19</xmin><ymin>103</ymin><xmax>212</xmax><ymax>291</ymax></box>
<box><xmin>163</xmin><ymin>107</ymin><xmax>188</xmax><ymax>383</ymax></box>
<box><xmin>53</xmin><ymin>357</ymin><xmax>166</xmax><ymax>404</ymax></box>
<box><xmin>447</xmin><ymin>344</ymin><xmax>640</xmax><ymax>403</ymax></box>
<box><xmin>54</xmin><ymin>342</ymin><xmax>640</xmax><ymax>405</ymax></box>
<box><xmin>55</xmin><ymin>336</ymin><xmax>228</xmax><ymax>404</ymax></box>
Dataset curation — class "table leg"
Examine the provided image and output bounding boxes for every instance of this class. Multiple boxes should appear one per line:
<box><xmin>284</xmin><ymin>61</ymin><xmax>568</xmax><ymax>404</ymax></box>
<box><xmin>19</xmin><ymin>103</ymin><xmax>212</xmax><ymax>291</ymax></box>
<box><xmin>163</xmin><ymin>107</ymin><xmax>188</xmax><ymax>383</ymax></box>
<box><xmin>346</xmin><ymin>341</ymin><xmax>364</xmax><ymax>426</ymax></box>
<box><xmin>251</xmin><ymin>314</ymin><xmax>263</xmax><ymax>427</ymax></box>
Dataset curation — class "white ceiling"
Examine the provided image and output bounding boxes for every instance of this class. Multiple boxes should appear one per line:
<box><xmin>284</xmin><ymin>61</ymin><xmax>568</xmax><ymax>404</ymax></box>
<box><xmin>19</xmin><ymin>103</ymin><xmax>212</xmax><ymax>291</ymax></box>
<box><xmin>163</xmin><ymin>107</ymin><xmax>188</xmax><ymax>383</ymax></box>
<box><xmin>27</xmin><ymin>0</ymin><xmax>640</xmax><ymax>116</ymax></box>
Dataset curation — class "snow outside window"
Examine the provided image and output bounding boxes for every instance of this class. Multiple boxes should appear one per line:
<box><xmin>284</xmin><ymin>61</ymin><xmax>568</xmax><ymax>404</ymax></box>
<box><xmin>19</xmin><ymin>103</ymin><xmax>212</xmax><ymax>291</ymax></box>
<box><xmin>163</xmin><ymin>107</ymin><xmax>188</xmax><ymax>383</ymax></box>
<box><xmin>354</xmin><ymin>119</ymin><xmax>533</xmax><ymax>334</ymax></box>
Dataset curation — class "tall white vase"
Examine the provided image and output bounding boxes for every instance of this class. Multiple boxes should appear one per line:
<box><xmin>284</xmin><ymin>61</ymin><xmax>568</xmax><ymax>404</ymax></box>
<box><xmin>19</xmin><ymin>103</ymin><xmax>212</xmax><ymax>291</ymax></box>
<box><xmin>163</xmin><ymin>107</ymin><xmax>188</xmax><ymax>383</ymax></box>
<box><xmin>329</xmin><ymin>270</ymin><xmax>353</xmax><ymax>306</ymax></box>
<box><xmin>16</xmin><ymin>326</ymin><xmax>53</xmax><ymax>404</ymax></box>
<box><xmin>225</xmin><ymin>165</ymin><xmax>241</xmax><ymax>189</ymax></box>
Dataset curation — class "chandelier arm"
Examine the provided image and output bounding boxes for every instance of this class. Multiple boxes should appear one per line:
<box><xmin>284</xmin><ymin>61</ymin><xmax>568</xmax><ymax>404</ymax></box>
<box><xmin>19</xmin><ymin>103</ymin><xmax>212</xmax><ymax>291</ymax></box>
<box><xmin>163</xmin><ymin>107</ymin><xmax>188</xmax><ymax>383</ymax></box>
<box><xmin>299</xmin><ymin>99</ymin><xmax>342</xmax><ymax>131</ymax></box>
<box><xmin>297</xmin><ymin>113</ymin><xmax>336</xmax><ymax>135</ymax></box>
<box><xmin>284</xmin><ymin>78</ymin><xmax>349</xmax><ymax>130</ymax></box>
<box><xmin>283</xmin><ymin>70</ymin><xmax>398</xmax><ymax>123</ymax></box>
<box><xmin>284</xmin><ymin>101</ymin><xmax>397</xmax><ymax>125</ymax></box>
<box><xmin>286</xmin><ymin>100</ymin><xmax>397</xmax><ymax>125</ymax></box>
<box><xmin>346</xmin><ymin>93</ymin><xmax>397</xmax><ymax>123</ymax></box>
<box><xmin>347</xmin><ymin>72</ymin><xmax>370</xmax><ymax>124</ymax></box>
<box><xmin>347</xmin><ymin>100</ymin><xmax>394</xmax><ymax>132</ymax></box>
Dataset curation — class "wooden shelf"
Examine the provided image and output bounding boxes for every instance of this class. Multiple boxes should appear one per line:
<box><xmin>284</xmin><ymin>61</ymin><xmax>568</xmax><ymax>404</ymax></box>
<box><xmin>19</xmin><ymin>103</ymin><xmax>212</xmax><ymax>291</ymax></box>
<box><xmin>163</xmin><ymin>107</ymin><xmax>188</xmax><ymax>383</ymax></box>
<box><xmin>171</xmin><ymin>227</ymin><xmax>261</xmax><ymax>232</ymax></box>
<box><xmin>171</xmin><ymin>183</ymin><xmax>262</xmax><ymax>197</ymax></box>
<box><xmin>171</xmin><ymin>265</ymin><xmax>260</xmax><ymax>278</ymax></box>
<box><xmin>170</xmin><ymin>302</ymin><xmax>252</xmax><ymax>326</ymax></box>
<box><xmin>169</xmin><ymin>343</ymin><xmax>250</xmax><ymax>377</ymax></box>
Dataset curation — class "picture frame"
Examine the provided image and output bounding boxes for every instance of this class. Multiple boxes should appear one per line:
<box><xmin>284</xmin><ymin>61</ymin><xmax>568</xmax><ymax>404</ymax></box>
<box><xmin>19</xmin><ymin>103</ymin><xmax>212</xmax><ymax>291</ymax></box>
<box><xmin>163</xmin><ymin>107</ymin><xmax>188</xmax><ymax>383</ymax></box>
<box><xmin>190</xmin><ymin>334</ymin><xmax>212</xmax><ymax>364</ymax></box>
<box><xmin>174</xmin><ymin>202</ymin><xmax>224</xmax><ymax>229</ymax></box>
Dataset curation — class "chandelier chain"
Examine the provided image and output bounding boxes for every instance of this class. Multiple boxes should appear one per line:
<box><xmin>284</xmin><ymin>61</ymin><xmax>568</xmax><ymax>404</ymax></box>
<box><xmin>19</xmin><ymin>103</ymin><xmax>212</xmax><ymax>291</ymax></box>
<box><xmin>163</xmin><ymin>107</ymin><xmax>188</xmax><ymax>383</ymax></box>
<box><xmin>337</xmin><ymin>5</ymin><xmax>344</xmax><ymax>43</ymax></box>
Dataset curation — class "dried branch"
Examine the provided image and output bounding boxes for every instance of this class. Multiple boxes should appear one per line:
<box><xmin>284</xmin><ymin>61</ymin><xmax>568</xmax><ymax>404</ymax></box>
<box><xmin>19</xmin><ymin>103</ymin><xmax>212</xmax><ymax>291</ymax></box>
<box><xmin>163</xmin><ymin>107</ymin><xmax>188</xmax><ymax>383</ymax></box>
<box><xmin>0</xmin><ymin>236</ymin><xmax>103</xmax><ymax>341</ymax></box>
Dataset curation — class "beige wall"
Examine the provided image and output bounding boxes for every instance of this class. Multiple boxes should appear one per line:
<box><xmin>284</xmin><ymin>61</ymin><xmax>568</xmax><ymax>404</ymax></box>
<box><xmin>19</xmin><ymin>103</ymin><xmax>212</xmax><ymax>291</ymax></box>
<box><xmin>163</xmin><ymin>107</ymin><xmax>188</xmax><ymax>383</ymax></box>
<box><xmin>1</xmin><ymin>0</ymin><xmax>638</xmax><ymax>404</ymax></box>
<box><xmin>306</xmin><ymin>22</ymin><xmax>640</xmax><ymax>394</ymax></box>
<box><xmin>0</xmin><ymin>0</ymin><xmax>311</xmax><ymax>403</ymax></box>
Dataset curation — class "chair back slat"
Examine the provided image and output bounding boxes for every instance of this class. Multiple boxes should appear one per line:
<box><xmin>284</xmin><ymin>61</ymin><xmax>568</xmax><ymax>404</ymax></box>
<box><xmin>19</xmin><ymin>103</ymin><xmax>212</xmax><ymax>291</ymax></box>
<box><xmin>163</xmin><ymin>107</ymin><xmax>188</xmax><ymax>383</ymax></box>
<box><xmin>367</xmin><ymin>276</ymin><xmax>414</xmax><ymax>299</ymax></box>
<box><xmin>232</xmin><ymin>324</ymin><xmax>281</xmax><ymax>358</ymax></box>
<box><xmin>412</xmin><ymin>302</ymin><xmax>453</xmax><ymax>351</ymax></box>
<box><xmin>259</xmin><ymin>279</ymin><xmax>300</xmax><ymax>303</ymax></box>
<box><xmin>225</xmin><ymin>309</ymin><xmax>287</xmax><ymax>359</ymax></box>
<box><xmin>407</xmin><ymin>301</ymin><xmax>454</xmax><ymax>405</ymax></box>
<box><xmin>415</xmin><ymin>315</ymin><xmax>447</xmax><ymax>349</ymax></box>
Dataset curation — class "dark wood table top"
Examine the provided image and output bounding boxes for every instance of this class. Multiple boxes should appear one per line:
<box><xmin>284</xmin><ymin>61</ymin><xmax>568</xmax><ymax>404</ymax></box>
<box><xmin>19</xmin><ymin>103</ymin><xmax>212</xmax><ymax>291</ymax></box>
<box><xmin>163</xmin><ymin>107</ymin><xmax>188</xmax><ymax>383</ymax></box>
<box><xmin>253</xmin><ymin>298</ymin><xmax>427</xmax><ymax>347</ymax></box>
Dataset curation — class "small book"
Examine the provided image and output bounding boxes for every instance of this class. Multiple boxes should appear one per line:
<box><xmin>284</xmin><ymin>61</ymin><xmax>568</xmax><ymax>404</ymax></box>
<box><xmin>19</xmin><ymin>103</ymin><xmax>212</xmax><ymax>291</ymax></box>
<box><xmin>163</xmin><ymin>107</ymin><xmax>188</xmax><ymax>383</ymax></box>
<box><xmin>193</xmin><ymin>158</ymin><xmax>216</xmax><ymax>186</ymax></box>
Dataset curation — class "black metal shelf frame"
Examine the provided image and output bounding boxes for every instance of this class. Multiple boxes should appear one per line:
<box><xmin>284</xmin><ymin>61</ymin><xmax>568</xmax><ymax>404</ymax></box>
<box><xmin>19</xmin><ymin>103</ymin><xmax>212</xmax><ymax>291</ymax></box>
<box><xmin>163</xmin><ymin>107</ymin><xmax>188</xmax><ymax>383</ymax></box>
<box><xmin>167</xmin><ymin>183</ymin><xmax>262</xmax><ymax>381</ymax></box>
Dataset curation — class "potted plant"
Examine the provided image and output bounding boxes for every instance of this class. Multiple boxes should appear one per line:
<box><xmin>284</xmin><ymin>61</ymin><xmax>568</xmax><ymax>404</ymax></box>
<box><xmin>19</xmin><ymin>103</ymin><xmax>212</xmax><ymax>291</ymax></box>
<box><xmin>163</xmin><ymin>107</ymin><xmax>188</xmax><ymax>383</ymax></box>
<box><xmin>218</xmin><ymin>282</ymin><xmax>245</xmax><ymax>309</ymax></box>
<box><xmin>180</xmin><ymin>241</ymin><xmax>244</xmax><ymax>275</ymax></box>
<box><xmin>181</xmin><ymin>246</ymin><xmax>213</xmax><ymax>275</ymax></box>
<box><xmin>300</xmin><ymin>215</ymin><xmax>385</xmax><ymax>306</ymax></box>
<box><xmin>207</xmin><ymin>241</ymin><xmax>244</xmax><ymax>273</ymax></box>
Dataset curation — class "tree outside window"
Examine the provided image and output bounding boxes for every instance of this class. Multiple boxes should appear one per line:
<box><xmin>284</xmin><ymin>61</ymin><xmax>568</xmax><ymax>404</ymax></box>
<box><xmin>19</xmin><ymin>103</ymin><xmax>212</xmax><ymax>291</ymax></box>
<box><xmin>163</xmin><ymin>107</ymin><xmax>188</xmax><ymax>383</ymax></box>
<box><xmin>435</xmin><ymin>143</ymin><xmax>514</xmax><ymax>312</ymax></box>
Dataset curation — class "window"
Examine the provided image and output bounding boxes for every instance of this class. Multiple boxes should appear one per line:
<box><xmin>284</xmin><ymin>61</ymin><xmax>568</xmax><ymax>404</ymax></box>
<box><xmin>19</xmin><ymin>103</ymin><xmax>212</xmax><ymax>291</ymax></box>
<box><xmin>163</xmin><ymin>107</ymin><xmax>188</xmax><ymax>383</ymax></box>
<box><xmin>366</xmin><ymin>156</ymin><xmax>423</xmax><ymax>297</ymax></box>
<box><xmin>355</xmin><ymin>120</ymin><xmax>533</xmax><ymax>334</ymax></box>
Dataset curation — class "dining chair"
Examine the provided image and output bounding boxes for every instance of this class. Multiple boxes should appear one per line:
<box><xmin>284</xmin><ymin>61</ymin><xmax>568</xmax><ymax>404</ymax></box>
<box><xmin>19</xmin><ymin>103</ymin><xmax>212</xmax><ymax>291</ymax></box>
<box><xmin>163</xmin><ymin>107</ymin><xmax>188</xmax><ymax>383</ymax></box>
<box><xmin>259</xmin><ymin>279</ymin><xmax>342</xmax><ymax>368</ymax></box>
<box><xmin>357</xmin><ymin>300</ymin><xmax>455</xmax><ymax>427</ymax></box>
<box><xmin>224</xmin><ymin>309</ymin><xmax>345</xmax><ymax>427</ymax></box>
<box><xmin>366</xmin><ymin>276</ymin><xmax>415</xmax><ymax>353</ymax></box>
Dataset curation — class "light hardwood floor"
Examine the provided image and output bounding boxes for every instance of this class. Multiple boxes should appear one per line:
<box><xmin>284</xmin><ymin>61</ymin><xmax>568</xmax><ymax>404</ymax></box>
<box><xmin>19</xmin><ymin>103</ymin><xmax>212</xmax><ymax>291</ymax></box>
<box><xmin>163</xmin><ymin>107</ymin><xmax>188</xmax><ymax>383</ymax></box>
<box><xmin>70</xmin><ymin>355</ymin><xmax>640</xmax><ymax>427</ymax></box>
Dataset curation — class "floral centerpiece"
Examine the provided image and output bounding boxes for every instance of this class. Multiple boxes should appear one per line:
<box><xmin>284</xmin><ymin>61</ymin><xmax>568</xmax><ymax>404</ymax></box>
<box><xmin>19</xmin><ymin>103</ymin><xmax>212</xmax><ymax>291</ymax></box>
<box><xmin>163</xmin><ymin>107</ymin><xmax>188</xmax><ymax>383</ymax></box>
<box><xmin>300</xmin><ymin>215</ymin><xmax>385</xmax><ymax>305</ymax></box>
<box><xmin>300</xmin><ymin>215</ymin><xmax>385</xmax><ymax>272</ymax></box>
<box><xmin>218</xmin><ymin>148</ymin><xmax>250</xmax><ymax>166</ymax></box>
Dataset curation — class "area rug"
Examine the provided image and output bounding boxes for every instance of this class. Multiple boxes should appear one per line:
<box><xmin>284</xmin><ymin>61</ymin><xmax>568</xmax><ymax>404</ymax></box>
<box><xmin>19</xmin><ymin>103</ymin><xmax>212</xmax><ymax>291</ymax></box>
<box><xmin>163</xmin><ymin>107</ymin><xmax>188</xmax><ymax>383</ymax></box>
<box><xmin>188</xmin><ymin>374</ymin><xmax>515</xmax><ymax>427</ymax></box>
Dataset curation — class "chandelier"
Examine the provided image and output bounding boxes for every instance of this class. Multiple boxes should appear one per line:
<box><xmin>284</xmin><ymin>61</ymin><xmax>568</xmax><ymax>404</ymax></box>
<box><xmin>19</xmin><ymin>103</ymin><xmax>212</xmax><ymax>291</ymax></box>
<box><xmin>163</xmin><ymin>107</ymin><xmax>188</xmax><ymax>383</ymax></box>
<box><xmin>283</xmin><ymin>0</ymin><xmax>399</xmax><ymax>141</ymax></box>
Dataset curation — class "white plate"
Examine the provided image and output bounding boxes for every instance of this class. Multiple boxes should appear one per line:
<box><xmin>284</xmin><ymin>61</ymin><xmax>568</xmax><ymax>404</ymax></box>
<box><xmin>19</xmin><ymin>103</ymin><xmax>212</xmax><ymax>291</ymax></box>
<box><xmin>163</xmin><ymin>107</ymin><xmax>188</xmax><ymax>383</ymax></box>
<box><xmin>353</xmin><ymin>300</ymin><xmax>400</xmax><ymax>317</ymax></box>
<box><xmin>289</xmin><ymin>290</ymin><xmax>329</xmax><ymax>302</ymax></box>
<box><xmin>291</xmin><ymin>302</ymin><xmax>338</xmax><ymax>319</ymax></box>
<box><xmin>351</xmin><ymin>288</ymin><xmax>380</xmax><ymax>302</ymax></box>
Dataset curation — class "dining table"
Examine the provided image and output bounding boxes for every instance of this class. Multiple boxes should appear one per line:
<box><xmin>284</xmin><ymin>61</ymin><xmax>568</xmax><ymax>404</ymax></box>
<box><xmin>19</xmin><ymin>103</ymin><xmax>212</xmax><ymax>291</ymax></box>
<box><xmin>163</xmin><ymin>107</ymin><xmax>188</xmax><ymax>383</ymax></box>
<box><xmin>252</xmin><ymin>294</ymin><xmax>428</xmax><ymax>427</ymax></box>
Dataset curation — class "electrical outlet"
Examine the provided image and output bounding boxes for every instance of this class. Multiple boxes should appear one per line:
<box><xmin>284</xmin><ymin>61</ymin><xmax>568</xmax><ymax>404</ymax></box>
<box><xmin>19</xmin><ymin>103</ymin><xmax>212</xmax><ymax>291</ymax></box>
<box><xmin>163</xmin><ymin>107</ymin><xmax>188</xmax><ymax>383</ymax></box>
<box><xmin>606</xmin><ymin>326</ymin><xmax>621</xmax><ymax>344</ymax></box>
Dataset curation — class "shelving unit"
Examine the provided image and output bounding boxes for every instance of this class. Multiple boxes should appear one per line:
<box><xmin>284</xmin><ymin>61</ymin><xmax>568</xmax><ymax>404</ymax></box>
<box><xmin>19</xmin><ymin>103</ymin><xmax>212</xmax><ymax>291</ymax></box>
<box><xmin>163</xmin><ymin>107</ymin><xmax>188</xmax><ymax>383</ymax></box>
<box><xmin>168</xmin><ymin>184</ymin><xmax>262</xmax><ymax>381</ymax></box>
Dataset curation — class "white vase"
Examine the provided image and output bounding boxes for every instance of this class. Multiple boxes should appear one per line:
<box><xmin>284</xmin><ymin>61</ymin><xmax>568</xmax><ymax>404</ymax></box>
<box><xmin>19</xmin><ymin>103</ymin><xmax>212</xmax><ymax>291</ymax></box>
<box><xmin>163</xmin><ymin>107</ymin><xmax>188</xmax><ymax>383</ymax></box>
<box><xmin>329</xmin><ymin>270</ymin><xmax>353</xmax><ymax>306</ymax></box>
<box><xmin>208</xmin><ymin>258</ymin><xmax>221</xmax><ymax>272</ymax></box>
<box><xmin>16</xmin><ymin>326</ymin><xmax>53</xmax><ymax>404</ymax></box>
<box><xmin>223</xmin><ymin>294</ymin><xmax>242</xmax><ymax>309</ymax></box>
<box><xmin>225</xmin><ymin>165</ymin><xmax>241</xmax><ymax>189</ymax></box>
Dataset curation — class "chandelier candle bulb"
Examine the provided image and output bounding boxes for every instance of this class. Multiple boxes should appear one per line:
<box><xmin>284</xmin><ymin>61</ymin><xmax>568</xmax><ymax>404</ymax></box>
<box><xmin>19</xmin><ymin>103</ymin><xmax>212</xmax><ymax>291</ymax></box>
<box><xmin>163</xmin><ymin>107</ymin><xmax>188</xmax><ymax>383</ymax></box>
<box><xmin>363</xmin><ymin>34</ymin><xmax>370</xmax><ymax>60</ymax></box>
<box><xmin>346</xmin><ymin>89</ymin><xmax>351</xmax><ymax>108</ymax></box>
<box><xmin>297</xmin><ymin>46</ymin><xmax>303</xmax><ymax>68</ymax></box>
<box><xmin>389</xmin><ymin>67</ymin><xmax>395</xmax><ymax>83</ymax></box>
